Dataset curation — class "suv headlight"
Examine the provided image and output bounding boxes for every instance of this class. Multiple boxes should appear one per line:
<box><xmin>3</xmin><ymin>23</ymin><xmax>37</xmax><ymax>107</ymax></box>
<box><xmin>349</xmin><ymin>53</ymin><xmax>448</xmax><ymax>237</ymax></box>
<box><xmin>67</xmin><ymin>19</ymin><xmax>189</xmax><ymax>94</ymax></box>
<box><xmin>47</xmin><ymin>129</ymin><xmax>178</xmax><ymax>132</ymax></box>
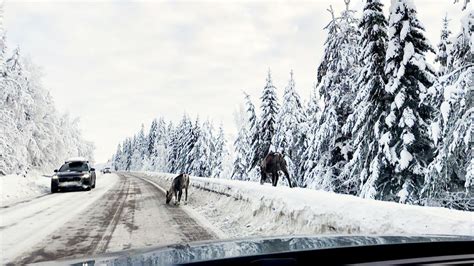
<box><xmin>52</xmin><ymin>175</ymin><xmax>58</xmax><ymax>180</ymax></box>
<box><xmin>82</xmin><ymin>173</ymin><xmax>91</xmax><ymax>178</ymax></box>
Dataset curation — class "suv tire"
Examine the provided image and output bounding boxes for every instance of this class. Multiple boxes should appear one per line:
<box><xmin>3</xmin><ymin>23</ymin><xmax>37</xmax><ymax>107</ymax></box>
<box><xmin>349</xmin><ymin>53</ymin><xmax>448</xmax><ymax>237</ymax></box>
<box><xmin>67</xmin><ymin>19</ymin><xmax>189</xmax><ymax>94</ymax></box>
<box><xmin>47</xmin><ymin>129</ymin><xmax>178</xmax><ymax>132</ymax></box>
<box><xmin>51</xmin><ymin>182</ymin><xmax>58</xmax><ymax>193</ymax></box>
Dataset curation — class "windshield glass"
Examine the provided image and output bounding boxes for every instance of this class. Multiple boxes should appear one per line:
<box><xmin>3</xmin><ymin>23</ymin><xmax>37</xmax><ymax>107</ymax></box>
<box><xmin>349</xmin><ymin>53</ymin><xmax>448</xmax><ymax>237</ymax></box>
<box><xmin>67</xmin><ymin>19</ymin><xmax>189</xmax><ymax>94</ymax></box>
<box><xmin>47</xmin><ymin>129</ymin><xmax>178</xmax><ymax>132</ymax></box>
<box><xmin>59</xmin><ymin>162</ymin><xmax>89</xmax><ymax>172</ymax></box>
<box><xmin>1</xmin><ymin>0</ymin><xmax>472</xmax><ymax>265</ymax></box>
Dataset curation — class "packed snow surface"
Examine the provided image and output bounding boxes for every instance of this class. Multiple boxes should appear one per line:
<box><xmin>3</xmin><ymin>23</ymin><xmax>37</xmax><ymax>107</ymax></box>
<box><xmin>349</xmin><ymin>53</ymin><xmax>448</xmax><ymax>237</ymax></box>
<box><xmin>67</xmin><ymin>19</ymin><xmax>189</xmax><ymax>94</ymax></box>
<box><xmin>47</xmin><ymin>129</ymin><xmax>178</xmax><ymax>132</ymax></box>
<box><xmin>144</xmin><ymin>172</ymin><xmax>473</xmax><ymax>237</ymax></box>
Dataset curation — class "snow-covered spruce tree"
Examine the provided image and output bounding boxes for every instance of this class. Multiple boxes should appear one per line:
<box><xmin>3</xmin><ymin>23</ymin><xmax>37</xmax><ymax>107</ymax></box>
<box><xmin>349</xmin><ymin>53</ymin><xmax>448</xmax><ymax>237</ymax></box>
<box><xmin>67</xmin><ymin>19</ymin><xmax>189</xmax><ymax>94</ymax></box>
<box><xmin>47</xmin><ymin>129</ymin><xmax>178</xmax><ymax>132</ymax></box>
<box><xmin>366</xmin><ymin>0</ymin><xmax>436</xmax><ymax>204</ymax></box>
<box><xmin>435</xmin><ymin>15</ymin><xmax>452</xmax><ymax>76</ymax></box>
<box><xmin>166</xmin><ymin>122</ymin><xmax>180</xmax><ymax>173</ymax></box>
<box><xmin>315</xmin><ymin>4</ymin><xmax>338</xmax><ymax>86</ymax></box>
<box><xmin>113</xmin><ymin>143</ymin><xmax>123</xmax><ymax>170</ymax></box>
<box><xmin>211</xmin><ymin>124</ymin><xmax>226</xmax><ymax>177</ymax></box>
<box><xmin>146</xmin><ymin>118</ymin><xmax>166</xmax><ymax>171</ymax></box>
<box><xmin>422</xmin><ymin>7</ymin><xmax>473</xmax><ymax>207</ymax></box>
<box><xmin>121</xmin><ymin>138</ymin><xmax>132</xmax><ymax>171</ymax></box>
<box><xmin>147</xmin><ymin>119</ymin><xmax>158</xmax><ymax>160</ymax></box>
<box><xmin>164</xmin><ymin>121</ymin><xmax>175</xmax><ymax>172</ymax></box>
<box><xmin>273</xmin><ymin>70</ymin><xmax>305</xmax><ymax>185</ymax></box>
<box><xmin>231</xmin><ymin>104</ymin><xmax>251</xmax><ymax>180</ymax></box>
<box><xmin>219</xmin><ymin>143</ymin><xmax>234</xmax><ymax>179</ymax></box>
<box><xmin>171</xmin><ymin>115</ymin><xmax>198</xmax><ymax>174</ymax></box>
<box><xmin>183</xmin><ymin>117</ymin><xmax>200</xmax><ymax>174</ymax></box>
<box><xmin>254</xmin><ymin>70</ymin><xmax>279</xmax><ymax>165</ymax></box>
<box><xmin>231</xmin><ymin>130</ymin><xmax>249</xmax><ymax>180</ymax></box>
<box><xmin>130</xmin><ymin>125</ymin><xmax>147</xmax><ymax>170</ymax></box>
<box><xmin>190</xmin><ymin>119</ymin><xmax>213</xmax><ymax>177</ymax></box>
<box><xmin>245</xmin><ymin>92</ymin><xmax>261</xmax><ymax>171</ymax></box>
<box><xmin>187</xmin><ymin>118</ymin><xmax>201</xmax><ymax>176</ymax></box>
<box><xmin>139</xmin><ymin>124</ymin><xmax>149</xmax><ymax>169</ymax></box>
<box><xmin>172</xmin><ymin>116</ymin><xmax>187</xmax><ymax>172</ymax></box>
<box><xmin>447</xmin><ymin>10</ymin><xmax>473</xmax><ymax>70</ymax></box>
<box><xmin>340</xmin><ymin>0</ymin><xmax>388</xmax><ymax>196</ymax></box>
<box><xmin>299</xmin><ymin>84</ymin><xmax>320</xmax><ymax>187</ymax></box>
<box><xmin>151</xmin><ymin>118</ymin><xmax>168</xmax><ymax>172</ymax></box>
<box><xmin>172</xmin><ymin>116</ymin><xmax>188</xmax><ymax>173</ymax></box>
<box><xmin>116</xmin><ymin>140</ymin><xmax>124</xmax><ymax>171</ymax></box>
<box><xmin>126</xmin><ymin>138</ymin><xmax>133</xmax><ymax>171</ymax></box>
<box><xmin>303</xmin><ymin>3</ymin><xmax>360</xmax><ymax>191</ymax></box>
<box><xmin>129</xmin><ymin>136</ymin><xmax>138</xmax><ymax>170</ymax></box>
<box><xmin>424</xmin><ymin>14</ymin><xmax>457</xmax><ymax>138</ymax></box>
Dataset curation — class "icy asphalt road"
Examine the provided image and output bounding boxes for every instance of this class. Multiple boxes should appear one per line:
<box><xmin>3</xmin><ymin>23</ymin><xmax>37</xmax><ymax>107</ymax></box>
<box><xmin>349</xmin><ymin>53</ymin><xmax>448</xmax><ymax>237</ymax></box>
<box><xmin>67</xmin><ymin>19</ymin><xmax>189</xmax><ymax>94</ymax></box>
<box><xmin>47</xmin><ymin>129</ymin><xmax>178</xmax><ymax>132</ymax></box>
<box><xmin>0</xmin><ymin>172</ymin><xmax>218</xmax><ymax>265</ymax></box>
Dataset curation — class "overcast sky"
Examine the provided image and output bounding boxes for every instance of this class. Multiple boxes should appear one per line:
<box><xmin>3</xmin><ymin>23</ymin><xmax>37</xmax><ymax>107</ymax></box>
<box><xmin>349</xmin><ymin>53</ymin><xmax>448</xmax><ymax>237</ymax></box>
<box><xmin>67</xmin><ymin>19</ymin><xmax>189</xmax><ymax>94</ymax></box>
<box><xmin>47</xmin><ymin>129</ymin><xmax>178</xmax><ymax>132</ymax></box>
<box><xmin>4</xmin><ymin>0</ymin><xmax>465</xmax><ymax>163</ymax></box>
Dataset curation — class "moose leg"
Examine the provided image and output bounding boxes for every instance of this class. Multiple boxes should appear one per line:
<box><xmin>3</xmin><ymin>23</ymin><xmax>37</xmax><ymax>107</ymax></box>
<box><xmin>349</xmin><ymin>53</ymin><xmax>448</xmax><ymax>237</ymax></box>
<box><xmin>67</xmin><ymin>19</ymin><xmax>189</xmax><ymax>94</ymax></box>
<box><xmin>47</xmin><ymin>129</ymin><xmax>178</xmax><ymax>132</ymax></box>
<box><xmin>185</xmin><ymin>186</ymin><xmax>188</xmax><ymax>202</ymax></box>
<box><xmin>282</xmin><ymin>168</ymin><xmax>293</xmax><ymax>188</ymax></box>
<box><xmin>174</xmin><ymin>189</ymin><xmax>178</xmax><ymax>205</ymax></box>
<box><xmin>272</xmin><ymin>170</ymin><xmax>279</xmax><ymax>187</ymax></box>
<box><xmin>260</xmin><ymin>168</ymin><xmax>266</xmax><ymax>185</ymax></box>
<box><xmin>177</xmin><ymin>189</ymin><xmax>183</xmax><ymax>204</ymax></box>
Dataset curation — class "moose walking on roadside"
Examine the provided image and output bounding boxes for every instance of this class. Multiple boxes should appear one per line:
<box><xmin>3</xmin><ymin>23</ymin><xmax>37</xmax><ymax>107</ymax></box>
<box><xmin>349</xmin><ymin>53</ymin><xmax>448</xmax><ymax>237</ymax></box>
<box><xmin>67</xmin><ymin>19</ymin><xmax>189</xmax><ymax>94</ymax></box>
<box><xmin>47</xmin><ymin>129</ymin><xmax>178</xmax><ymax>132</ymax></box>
<box><xmin>260</xmin><ymin>152</ymin><xmax>294</xmax><ymax>188</ymax></box>
<box><xmin>166</xmin><ymin>173</ymin><xmax>190</xmax><ymax>205</ymax></box>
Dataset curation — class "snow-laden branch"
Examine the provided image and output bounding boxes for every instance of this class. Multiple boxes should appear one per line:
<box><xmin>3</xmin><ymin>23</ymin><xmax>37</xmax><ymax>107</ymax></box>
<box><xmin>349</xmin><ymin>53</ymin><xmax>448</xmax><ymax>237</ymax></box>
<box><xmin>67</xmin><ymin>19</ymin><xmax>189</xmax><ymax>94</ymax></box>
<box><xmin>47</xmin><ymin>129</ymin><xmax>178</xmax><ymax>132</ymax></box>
<box><xmin>439</xmin><ymin>64</ymin><xmax>474</xmax><ymax>83</ymax></box>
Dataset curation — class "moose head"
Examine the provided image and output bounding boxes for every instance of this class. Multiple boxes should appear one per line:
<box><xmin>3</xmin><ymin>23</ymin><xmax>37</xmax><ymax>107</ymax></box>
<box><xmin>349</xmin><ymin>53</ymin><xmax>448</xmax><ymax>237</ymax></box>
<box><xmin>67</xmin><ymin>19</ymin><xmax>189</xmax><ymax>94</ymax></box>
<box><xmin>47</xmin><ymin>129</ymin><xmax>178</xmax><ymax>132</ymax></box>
<box><xmin>165</xmin><ymin>190</ymin><xmax>173</xmax><ymax>204</ymax></box>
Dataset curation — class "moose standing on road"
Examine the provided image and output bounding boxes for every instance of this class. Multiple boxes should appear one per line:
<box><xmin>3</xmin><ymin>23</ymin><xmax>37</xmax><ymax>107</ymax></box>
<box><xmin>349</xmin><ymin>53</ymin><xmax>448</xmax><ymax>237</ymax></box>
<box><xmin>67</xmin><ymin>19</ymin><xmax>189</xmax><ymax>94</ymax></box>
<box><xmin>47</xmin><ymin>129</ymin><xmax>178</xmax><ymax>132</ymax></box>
<box><xmin>260</xmin><ymin>152</ymin><xmax>294</xmax><ymax>188</ymax></box>
<box><xmin>166</xmin><ymin>173</ymin><xmax>190</xmax><ymax>205</ymax></box>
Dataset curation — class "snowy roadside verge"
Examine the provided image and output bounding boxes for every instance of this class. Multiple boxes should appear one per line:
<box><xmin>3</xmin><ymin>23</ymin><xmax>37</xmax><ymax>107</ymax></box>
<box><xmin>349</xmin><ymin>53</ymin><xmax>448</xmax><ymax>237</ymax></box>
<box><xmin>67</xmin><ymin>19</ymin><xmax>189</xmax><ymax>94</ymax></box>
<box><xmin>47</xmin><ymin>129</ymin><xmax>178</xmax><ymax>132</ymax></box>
<box><xmin>0</xmin><ymin>171</ymin><xmax>51</xmax><ymax>207</ymax></box>
<box><xmin>142</xmin><ymin>172</ymin><xmax>473</xmax><ymax>238</ymax></box>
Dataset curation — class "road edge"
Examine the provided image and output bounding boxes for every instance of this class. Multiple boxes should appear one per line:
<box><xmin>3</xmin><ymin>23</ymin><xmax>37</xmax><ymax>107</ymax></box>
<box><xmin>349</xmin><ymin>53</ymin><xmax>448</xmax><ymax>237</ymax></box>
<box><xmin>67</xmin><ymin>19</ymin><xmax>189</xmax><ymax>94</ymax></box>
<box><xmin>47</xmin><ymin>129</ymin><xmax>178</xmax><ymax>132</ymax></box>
<box><xmin>132</xmin><ymin>174</ymin><xmax>227</xmax><ymax>239</ymax></box>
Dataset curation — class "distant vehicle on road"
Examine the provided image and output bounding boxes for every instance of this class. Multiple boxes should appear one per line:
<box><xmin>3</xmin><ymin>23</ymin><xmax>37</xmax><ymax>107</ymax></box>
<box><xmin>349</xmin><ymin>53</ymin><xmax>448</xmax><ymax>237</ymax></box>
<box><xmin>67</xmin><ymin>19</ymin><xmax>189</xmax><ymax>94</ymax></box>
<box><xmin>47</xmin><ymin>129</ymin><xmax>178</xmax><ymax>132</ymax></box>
<box><xmin>51</xmin><ymin>158</ymin><xmax>96</xmax><ymax>193</ymax></box>
<box><xmin>102</xmin><ymin>167</ymin><xmax>112</xmax><ymax>174</ymax></box>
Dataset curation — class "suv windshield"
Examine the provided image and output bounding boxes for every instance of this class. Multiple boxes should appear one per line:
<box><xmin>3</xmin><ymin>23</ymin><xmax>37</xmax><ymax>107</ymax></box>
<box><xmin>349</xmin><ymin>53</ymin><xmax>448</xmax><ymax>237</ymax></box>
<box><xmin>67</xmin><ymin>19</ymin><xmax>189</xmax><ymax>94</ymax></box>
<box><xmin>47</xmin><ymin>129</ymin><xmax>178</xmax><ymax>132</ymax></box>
<box><xmin>59</xmin><ymin>162</ymin><xmax>89</xmax><ymax>172</ymax></box>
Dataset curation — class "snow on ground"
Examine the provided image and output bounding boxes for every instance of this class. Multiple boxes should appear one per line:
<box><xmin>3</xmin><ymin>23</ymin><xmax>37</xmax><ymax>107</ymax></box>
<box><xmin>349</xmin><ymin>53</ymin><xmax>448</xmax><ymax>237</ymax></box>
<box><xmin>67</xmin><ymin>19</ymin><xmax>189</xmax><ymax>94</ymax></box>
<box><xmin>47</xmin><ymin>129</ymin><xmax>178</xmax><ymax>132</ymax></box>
<box><xmin>0</xmin><ymin>173</ymin><xmax>119</xmax><ymax>264</ymax></box>
<box><xmin>0</xmin><ymin>171</ymin><xmax>51</xmax><ymax>207</ymax></box>
<box><xmin>143</xmin><ymin>172</ymin><xmax>474</xmax><ymax>238</ymax></box>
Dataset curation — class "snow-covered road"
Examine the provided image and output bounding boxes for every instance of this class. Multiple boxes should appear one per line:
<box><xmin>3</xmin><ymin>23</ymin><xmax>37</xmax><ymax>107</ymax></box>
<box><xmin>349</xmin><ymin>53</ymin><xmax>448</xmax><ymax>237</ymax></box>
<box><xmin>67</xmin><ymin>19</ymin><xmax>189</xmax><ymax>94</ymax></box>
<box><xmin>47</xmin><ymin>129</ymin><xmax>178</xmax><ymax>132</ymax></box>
<box><xmin>2</xmin><ymin>171</ymin><xmax>472</xmax><ymax>264</ymax></box>
<box><xmin>0</xmin><ymin>172</ymin><xmax>218</xmax><ymax>265</ymax></box>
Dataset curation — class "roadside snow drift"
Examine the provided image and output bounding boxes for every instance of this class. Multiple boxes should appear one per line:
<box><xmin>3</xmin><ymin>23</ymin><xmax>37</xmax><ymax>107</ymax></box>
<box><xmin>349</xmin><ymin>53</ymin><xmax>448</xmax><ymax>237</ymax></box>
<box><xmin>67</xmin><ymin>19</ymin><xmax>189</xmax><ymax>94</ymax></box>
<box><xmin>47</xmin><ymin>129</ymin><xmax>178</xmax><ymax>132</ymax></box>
<box><xmin>143</xmin><ymin>172</ymin><xmax>473</xmax><ymax>237</ymax></box>
<box><xmin>0</xmin><ymin>172</ymin><xmax>51</xmax><ymax>206</ymax></box>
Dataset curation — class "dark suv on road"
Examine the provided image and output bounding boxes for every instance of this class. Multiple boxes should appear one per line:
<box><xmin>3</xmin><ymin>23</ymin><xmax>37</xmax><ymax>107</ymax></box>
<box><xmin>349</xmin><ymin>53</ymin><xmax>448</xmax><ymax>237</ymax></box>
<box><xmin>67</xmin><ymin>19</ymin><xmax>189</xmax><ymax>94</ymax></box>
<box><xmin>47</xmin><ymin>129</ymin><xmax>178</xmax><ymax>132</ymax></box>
<box><xmin>51</xmin><ymin>158</ymin><xmax>96</xmax><ymax>193</ymax></box>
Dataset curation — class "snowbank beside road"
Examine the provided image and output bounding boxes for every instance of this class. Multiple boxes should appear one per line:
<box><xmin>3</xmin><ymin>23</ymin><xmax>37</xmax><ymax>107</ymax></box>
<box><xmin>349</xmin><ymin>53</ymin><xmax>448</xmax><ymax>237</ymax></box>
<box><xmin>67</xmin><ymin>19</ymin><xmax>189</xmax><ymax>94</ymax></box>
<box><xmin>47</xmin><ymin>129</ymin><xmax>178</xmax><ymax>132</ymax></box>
<box><xmin>0</xmin><ymin>172</ymin><xmax>51</xmax><ymax>206</ymax></box>
<box><xmin>143</xmin><ymin>172</ymin><xmax>473</xmax><ymax>238</ymax></box>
